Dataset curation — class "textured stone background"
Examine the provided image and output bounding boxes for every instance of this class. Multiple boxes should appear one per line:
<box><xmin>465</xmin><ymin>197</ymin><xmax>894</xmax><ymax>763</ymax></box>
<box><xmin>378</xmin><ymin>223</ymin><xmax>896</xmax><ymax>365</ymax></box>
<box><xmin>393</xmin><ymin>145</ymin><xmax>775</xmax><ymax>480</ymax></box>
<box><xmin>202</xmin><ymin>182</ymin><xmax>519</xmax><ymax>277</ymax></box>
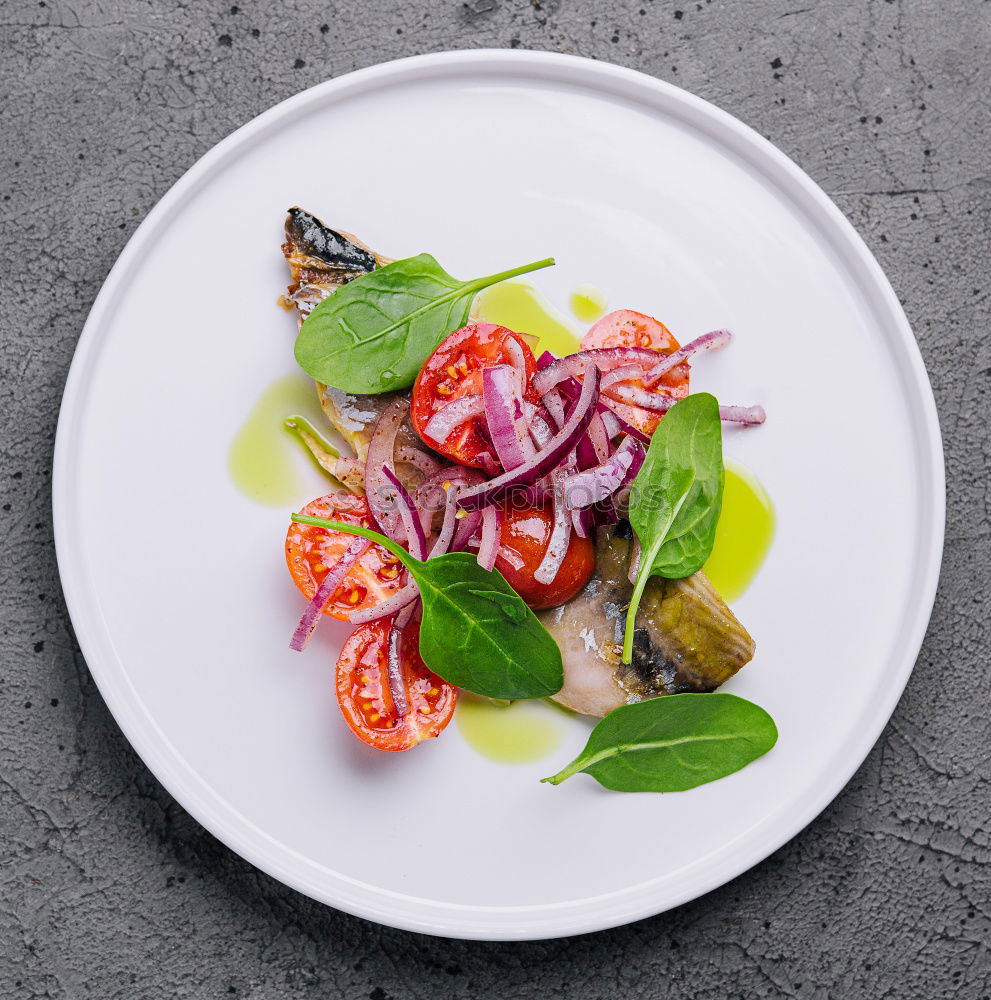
<box><xmin>1</xmin><ymin>0</ymin><xmax>989</xmax><ymax>997</ymax></box>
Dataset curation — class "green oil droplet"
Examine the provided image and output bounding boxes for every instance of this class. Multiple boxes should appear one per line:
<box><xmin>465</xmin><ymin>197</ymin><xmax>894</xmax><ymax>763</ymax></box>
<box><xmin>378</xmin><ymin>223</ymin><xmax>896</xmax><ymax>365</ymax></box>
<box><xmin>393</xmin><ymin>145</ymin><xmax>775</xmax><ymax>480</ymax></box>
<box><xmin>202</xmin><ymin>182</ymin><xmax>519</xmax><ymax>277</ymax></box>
<box><xmin>703</xmin><ymin>463</ymin><xmax>775</xmax><ymax>602</ymax></box>
<box><xmin>475</xmin><ymin>281</ymin><xmax>581</xmax><ymax>358</ymax></box>
<box><xmin>457</xmin><ymin>695</ymin><xmax>564</xmax><ymax>764</ymax></box>
<box><xmin>570</xmin><ymin>285</ymin><xmax>607</xmax><ymax>322</ymax></box>
<box><xmin>228</xmin><ymin>374</ymin><xmax>328</xmax><ymax>506</ymax></box>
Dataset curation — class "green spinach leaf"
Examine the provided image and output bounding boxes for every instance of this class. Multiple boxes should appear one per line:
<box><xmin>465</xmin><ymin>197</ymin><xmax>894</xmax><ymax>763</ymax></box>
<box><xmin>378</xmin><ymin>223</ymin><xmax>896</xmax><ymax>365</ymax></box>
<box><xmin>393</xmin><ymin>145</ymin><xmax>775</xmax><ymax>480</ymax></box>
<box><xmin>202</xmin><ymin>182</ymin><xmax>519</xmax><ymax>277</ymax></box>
<box><xmin>294</xmin><ymin>253</ymin><xmax>555</xmax><ymax>394</ymax></box>
<box><xmin>542</xmin><ymin>693</ymin><xmax>777</xmax><ymax>792</ymax></box>
<box><xmin>291</xmin><ymin>514</ymin><xmax>563</xmax><ymax>700</ymax></box>
<box><xmin>623</xmin><ymin>392</ymin><xmax>724</xmax><ymax>663</ymax></box>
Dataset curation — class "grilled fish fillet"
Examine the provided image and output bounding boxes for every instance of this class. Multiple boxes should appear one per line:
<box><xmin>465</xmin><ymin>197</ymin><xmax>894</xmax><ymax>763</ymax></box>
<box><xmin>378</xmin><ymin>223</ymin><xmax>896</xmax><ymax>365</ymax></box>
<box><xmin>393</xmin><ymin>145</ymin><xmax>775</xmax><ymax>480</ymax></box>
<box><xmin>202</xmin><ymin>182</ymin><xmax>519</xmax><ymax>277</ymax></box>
<box><xmin>280</xmin><ymin>208</ymin><xmax>756</xmax><ymax>717</ymax></box>
<box><xmin>539</xmin><ymin>522</ymin><xmax>754</xmax><ymax>716</ymax></box>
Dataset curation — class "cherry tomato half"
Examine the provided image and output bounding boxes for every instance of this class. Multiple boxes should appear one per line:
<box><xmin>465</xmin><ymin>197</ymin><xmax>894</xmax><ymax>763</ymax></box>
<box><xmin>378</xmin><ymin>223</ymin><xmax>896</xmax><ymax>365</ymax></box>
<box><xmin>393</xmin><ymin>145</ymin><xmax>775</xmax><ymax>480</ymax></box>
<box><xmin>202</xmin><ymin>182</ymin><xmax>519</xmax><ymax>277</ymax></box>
<box><xmin>493</xmin><ymin>502</ymin><xmax>595</xmax><ymax>610</ymax></box>
<box><xmin>411</xmin><ymin>323</ymin><xmax>538</xmax><ymax>469</ymax></box>
<box><xmin>285</xmin><ymin>493</ymin><xmax>405</xmax><ymax>620</ymax></box>
<box><xmin>336</xmin><ymin>616</ymin><xmax>457</xmax><ymax>751</ymax></box>
<box><xmin>581</xmin><ymin>309</ymin><xmax>690</xmax><ymax>435</ymax></box>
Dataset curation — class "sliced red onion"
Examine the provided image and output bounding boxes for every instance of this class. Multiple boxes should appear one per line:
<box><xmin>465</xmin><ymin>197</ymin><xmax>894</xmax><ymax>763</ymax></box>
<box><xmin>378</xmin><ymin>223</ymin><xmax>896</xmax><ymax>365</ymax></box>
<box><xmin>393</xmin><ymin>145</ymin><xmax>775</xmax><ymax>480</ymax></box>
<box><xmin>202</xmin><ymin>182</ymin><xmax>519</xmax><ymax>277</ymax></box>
<box><xmin>504</xmin><ymin>335</ymin><xmax>529</xmax><ymax>381</ymax></box>
<box><xmin>571</xmin><ymin>505</ymin><xmax>594</xmax><ymax>539</ymax></box>
<box><xmin>476</xmin><ymin>505</ymin><xmax>501</xmax><ymax>571</ymax></box>
<box><xmin>455</xmin><ymin>363</ymin><xmax>601</xmax><ymax>512</ymax></box>
<box><xmin>600</xmin><ymin>363</ymin><xmax>646</xmax><ymax>390</ymax></box>
<box><xmin>451</xmin><ymin>508</ymin><xmax>483</xmax><ymax>552</ymax></box>
<box><xmin>533</xmin><ymin>347</ymin><xmax>657</xmax><ymax>395</ymax></box>
<box><xmin>599</xmin><ymin>409</ymin><xmax>623</xmax><ymax>440</ymax></box>
<box><xmin>643</xmin><ymin>329</ymin><xmax>733</xmax><ymax>386</ymax></box>
<box><xmin>602</xmin><ymin>383</ymin><xmax>678</xmax><ymax>412</ymax></box>
<box><xmin>365</xmin><ymin>397</ymin><xmax>409</xmax><ymax>542</ymax></box>
<box><xmin>347</xmin><ymin>583</ymin><xmax>418</xmax><ymax>625</ymax></box>
<box><xmin>536</xmin><ymin>350</ymin><xmax>557</xmax><ymax>370</ymax></box>
<box><xmin>541</xmin><ymin>388</ymin><xmax>566</xmax><ymax>429</ymax></box>
<box><xmin>382</xmin><ymin>465</ymin><xmax>427</xmax><ymax>561</ymax></box>
<box><xmin>719</xmin><ymin>404</ymin><xmax>767</xmax><ymax>426</ymax></box>
<box><xmin>423</xmin><ymin>393</ymin><xmax>485</xmax><ymax>444</ymax></box>
<box><xmin>534</xmin><ymin>475</ymin><xmax>572</xmax><ymax>585</ymax></box>
<box><xmin>477</xmin><ymin>450</ymin><xmax>500</xmax><ymax>476</ymax></box>
<box><xmin>482</xmin><ymin>363</ymin><xmax>534</xmax><ymax>471</ymax></box>
<box><xmin>587</xmin><ymin>412</ymin><xmax>611</xmax><ymax>463</ymax></box>
<box><xmin>386</xmin><ymin>602</ymin><xmax>417</xmax><ymax>719</ymax></box>
<box><xmin>395</xmin><ymin>445</ymin><xmax>443</xmax><ymax>476</ymax></box>
<box><xmin>560</xmin><ymin>436</ymin><xmax>646</xmax><ymax>509</ymax></box>
<box><xmin>429</xmin><ymin>489</ymin><xmax>460</xmax><ymax>559</ymax></box>
<box><xmin>557</xmin><ymin>375</ymin><xmax>652</xmax><ymax>445</ymax></box>
<box><xmin>424</xmin><ymin>468</ymin><xmax>483</xmax><ymax>558</ymax></box>
<box><xmin>290</xmin><ymin>537</ymin><xmax>370</xmax><ymax>652</ymax></box>
<box><xmin>523</xmin><ymin>401</ymin><xmax>555</xmax><ymax>449</ymax></box>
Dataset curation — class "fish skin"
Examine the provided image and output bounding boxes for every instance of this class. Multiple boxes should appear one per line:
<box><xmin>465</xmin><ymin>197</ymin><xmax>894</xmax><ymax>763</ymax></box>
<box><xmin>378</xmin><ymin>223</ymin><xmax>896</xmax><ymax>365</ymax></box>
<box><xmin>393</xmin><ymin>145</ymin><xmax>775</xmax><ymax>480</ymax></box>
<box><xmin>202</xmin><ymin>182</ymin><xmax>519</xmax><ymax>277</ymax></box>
<box><xmin>539</xmin><ymin>522</ymin><xmax>755</xmax><ymax>717</ymax></box>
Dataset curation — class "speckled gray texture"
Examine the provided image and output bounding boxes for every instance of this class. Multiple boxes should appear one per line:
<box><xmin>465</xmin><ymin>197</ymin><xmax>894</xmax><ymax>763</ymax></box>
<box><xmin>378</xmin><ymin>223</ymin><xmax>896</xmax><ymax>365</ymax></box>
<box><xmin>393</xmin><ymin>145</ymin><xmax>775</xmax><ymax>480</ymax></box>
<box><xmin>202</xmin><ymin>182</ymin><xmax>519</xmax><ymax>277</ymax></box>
<box><xmin>1</xmin><ymin>0</ymin><xmax>988</xmax><ymax>996</ymax></box>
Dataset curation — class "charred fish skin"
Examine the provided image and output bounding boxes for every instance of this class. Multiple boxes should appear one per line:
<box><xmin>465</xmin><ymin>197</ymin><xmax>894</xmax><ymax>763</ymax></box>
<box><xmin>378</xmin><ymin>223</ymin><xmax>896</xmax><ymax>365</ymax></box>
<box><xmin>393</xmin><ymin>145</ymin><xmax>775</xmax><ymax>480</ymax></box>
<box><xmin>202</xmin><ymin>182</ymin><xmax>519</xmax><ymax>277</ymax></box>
<box><xmin>540</xmin><ymin>521</ymin><xmax>755</xmax><ymax>717</ymax></box>
<box><xmin>284</xmin><ymin>206</ymin><xmax>378</xmax><ymax>275</ymax></box>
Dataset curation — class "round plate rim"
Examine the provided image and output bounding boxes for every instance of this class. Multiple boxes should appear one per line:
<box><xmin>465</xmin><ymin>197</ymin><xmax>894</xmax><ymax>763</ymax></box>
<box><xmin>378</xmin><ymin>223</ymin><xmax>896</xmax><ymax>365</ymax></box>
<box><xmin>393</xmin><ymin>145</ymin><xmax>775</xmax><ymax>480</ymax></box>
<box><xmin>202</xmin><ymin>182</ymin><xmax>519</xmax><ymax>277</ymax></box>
<box><xmin>52</xmin><ymin>48</ymin><xmax>945</xmax><ymax>940</ymax></box>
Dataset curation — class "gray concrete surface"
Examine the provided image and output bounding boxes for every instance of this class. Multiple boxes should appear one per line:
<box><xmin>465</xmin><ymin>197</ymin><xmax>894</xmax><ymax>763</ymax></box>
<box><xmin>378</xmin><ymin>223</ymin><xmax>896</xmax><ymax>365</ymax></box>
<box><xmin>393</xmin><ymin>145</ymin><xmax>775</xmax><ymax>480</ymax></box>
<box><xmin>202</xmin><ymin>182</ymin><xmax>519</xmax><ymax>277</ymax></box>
<box><xmin>1</xmin><ymin>0</ymin><xmax>989</xmax><ymax>996</ymax></box>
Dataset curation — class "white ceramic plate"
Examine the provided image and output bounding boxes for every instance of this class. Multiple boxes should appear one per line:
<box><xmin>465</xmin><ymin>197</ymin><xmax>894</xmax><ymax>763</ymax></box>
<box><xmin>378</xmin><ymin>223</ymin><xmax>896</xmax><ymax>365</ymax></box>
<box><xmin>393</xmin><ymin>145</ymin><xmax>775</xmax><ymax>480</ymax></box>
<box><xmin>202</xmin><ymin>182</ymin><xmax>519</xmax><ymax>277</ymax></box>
<box><xmin>53</xmin><ymin>50</ymin><xmax>944</xmax><ymax>940</ymax></box>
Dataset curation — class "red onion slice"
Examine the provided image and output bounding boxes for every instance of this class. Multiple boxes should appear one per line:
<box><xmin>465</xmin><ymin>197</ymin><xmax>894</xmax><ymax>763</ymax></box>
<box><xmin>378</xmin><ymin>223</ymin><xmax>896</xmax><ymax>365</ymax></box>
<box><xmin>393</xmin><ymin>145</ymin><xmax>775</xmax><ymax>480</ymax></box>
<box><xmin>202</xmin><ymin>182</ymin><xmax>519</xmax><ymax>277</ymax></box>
<box><xmin>719</xmin><ymin>404</ymin><xmax>766</xmax><ymax>426</ymax></box>
<box><xmin>587</xmin><ymin>412</ymin><xmax>611</xmax><ymax>463</ymax></box>
<box><xmin>347</xmin><ymin>583</ymin><xmax>418</xmax><ymax>625</ymax></box>
<box><xmin>599</xmin><ymin>409</ymin><xmax>623</xmax><ymax>440</ymax></box>
<box><xmin>395</xmin><ymin>445</ymin><xmax>443</xmax><ymax>476</ymax></box>
<box><xmin>476</xmin><ymin>505</ymin><xmax>501</xmax><ymax>571</ymax></box>
<box><xmin>541</xmin><ymin>388</ymin><xmax>566</xmax><ymax>429</ymax></box>
<box><xmin>482</xmin><ymin>363</ymin><xmax>534</xmax><ymax>471</ymax></box>
<box><xmin>557</xmin><ymin>376</ymin><xmax>652</xmax><ymax>445</ymax></box>
<box><xmin>571</xmin><ymin>504</ymin><xmax>593</xmax><ymax>539</ymax></box>
<box><xmin>602</xmin><ymin>383</ymin><xmax>678</xmax><ymax>412</ymax></box>
<box><xmin>365</xmin><ymin>397</ymin><xmax>409</xmax><ymax>542</ymax></box>
<box><xmin>425</xmin><ymin>468</ymin><xmax>483</xmax><ymax>558</ymax></box>
<box><xmin>642</xmin><ymin>329</ymin><xmax>732</xmax><ymax>386</ymax></box>
<box><xmin>533</xmin><ymin>347</ymin><xmax>657</xmax><ymax>395</ymax></box>
<box><xmin>600</xmin><ymin>363</ymin><xmax>647</xmax><ymax>390</ymax></box>
<box><xmin>456</xmin><ymin>363</ymin><xmax>602</xmax><ymax>512</ymax></box>
<box><xmin>386</xmin><ymin>602</ymin><xmax>417</xmax><ymax>719</ymax></box>
<box><xmin>561</xmin><ymin>436</ymin><xmax>646</xmax><ymax>509</ymax></box>
<box><xmin>504</xmin><ymin>335</ymin><xmax>529</xmax><ymax>382</ymax></box>
<box><xmin>525</xmin><ymin>403</ymin><xmax>555</xmax><ymax>448</ymax></box>
<box><xmin>535</xmin><ymin>475</ymin><xmax>572</xmax><ymax>585</ymax></box>
<box><xmin>290</xmin><ymin>537</ymin><xmax>370</xmax><ymax>652</ymax></box>
<box><xmin>451</xmin><ymin>508</ymin><xmax>483</xmax><ymax>553</ymax></box>
<box><xmin>382</xmin><ymin>465</ymin><xmax>427</xmax><ymax>561</ymax></box>
<box><xmin>423</xmin><ymin>393</ymin><xmax>486</xmax><ymax>444</ymax></box>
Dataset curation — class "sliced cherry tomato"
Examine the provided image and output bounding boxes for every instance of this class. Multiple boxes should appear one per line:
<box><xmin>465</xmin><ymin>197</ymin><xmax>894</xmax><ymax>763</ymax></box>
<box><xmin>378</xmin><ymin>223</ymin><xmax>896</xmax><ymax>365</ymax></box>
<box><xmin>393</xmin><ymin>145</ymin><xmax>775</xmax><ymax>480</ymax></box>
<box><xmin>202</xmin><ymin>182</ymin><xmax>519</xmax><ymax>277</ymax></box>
<box><xmin>493</xmin><ymin>502</ymin><xmax>595</xmax><ymax>610</ymax></box>
<box><xmin>285</xmin><ymin>493</ymin><xmax>405</xmax><ymax>621</ymax></box>
<box><xmin>411</xmin><ymin>323</ymin><xmax>538</xmax><ymax>469</ymax></box>
<box><xmin>581</xmin><ymin>309</ymin><xmax>690</xmax><ymax>435</ymax></box>
<box><xmin>336</xmin><ymin>616</ymin><xmax>457</xmax><ymax>751</ymax></box>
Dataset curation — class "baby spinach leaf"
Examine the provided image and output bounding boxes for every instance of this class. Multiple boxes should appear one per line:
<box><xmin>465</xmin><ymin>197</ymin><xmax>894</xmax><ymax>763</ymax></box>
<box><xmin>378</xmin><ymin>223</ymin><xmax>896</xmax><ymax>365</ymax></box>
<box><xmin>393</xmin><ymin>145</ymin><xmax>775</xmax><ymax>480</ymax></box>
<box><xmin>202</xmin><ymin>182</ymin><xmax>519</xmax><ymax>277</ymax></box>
<box><xmin>294</xmin><ymin>253</ymin><xmax>555</xmax><ymax>394</ymax></box>
<box><xmin>542</xmin><ymin>693</ymin><xmax>777</xmax><ymax>792</ymax></box>
<box><xmin>623</xmin><ymin>392</ymin><xmax>724</xmax><ymax>663</ymax></box>
<box><xmin>291</xmin><ymin>514</ymin><xmax>563</xmax><ymax>700</ymax></box>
